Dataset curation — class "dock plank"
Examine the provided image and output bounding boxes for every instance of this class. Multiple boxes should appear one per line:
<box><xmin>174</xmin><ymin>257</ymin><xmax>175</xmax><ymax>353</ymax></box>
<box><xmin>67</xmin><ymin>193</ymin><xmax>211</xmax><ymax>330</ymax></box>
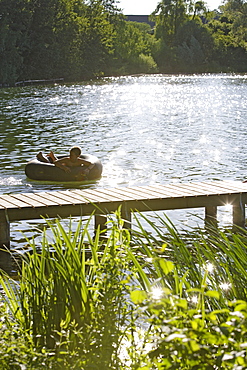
<box><xmin>153</xmin><ymin>184</ymin><xmax>201</xmax><ymax>197</ymax></box>
<box><xmin>104</xmin><ymin>186</ymin><xmax>166</xmax><ymax>201</ymax></box>
<box><xmin>0</xmin><ymin>197</ymin><xmax>19</xmax><ymax>209</ymax></box>
<box><xmin>187</xmin><ymin>182</ymin><xmax>231</xmax><ymax>194</ymax></box>
<box><xmin>11</xmin><ymin>193</ymin><xmax>48</xmax><ymax>208</ymax></box>
<box><xmin>172</xmin><ymin>183</ymin><xmax>219</xmax><ymax>196</ymax></box>
<box><xmin>71</xmin><ymin>189</ymin><xmax>122</xmax><ymax>203</ymax></box>
<box><xmin>17</xmin><ymin>192</ymin><xmax>59</xmax><ymax>207</ymax></box>
<box><xmin>0</xmin><ymin>194</ymin><xmax>31</xmax><ymax>208</ymax></box>
<box><xmin>202</xmin><ymin>181</ymin><xmax>247</xmax><ymax>193</ymax></box>
<box><xmin>59</xmin><ymin>189</ymin><xmax>123</xmax><ymax>205</ymax></box>
<box><xmin>86</xmin><ymin>188</ymin><xmax>131</xmax><ymax>202</ymax></box>
<box><xmin>154</xmin><ymin>184</ymin><xmax>201</xmax><ymax>197</ymax></box>
<box><xmin>36</xmin><ymin>192</ymin><xmax>73</xmax><ymax>206</ymax></box>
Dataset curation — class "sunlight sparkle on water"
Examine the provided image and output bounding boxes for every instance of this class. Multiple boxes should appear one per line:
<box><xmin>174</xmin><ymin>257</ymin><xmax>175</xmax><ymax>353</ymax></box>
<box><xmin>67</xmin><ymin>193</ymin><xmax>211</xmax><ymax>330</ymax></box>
<box><xmin>219</xmin><ymin>203</ymin><xmax>233</xmax><ymax>225</ymax></box>
<box><xmin>214</xmin><ymin>149</ymin><xmax>221</xmax><ymax>161</ymax></box>
<box><xmin>157</xmin><ymin>151</ymin><xmax>164</xmax><ymax>157</ymax></box>
<box><xmin>0</xmin><ymin>177</ymin><xmax>22</xmax><ymax>186</ymax></box>
<box><xmin>192</xmin><ymin>149</ymin><xmax>200</xmax><ymax>154</ymax></box>
<box><xmin>116</xmin><ymin>149</ymin><xmax>127</xmax><ymax>156</ymax></box>
<box><xmin>199</xmin><ymin>135</ymin><xmax>208</xmax><ymax>144</ymax></box>
<box><xmin>103</xmin><ymin>161</ymin><xmax>126</xmax><ymax>187</ymax></box>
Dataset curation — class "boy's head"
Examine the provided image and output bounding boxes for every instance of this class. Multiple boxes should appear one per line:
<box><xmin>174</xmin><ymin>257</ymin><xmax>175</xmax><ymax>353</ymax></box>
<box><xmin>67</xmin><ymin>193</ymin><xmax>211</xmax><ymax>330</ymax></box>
<box><xmin>70</xmin><ymin>146</ymin><xmax>81</xmax><ymax>157</ymax></box>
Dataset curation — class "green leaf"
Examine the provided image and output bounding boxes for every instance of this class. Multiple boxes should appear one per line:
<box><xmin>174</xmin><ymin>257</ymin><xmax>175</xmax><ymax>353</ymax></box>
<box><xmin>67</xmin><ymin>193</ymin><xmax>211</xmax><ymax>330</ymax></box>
<box><xmin>176</xmin><ymin>298</ymin><xmax>188</xmax><ymax>309</ymax></box>
<box><xmin>205</xmin><ymin>290</ymin><xmax>220</xmax><ymax>299</ymax></box>
<box><xmin>130</xmin><ymin>290</ymin><xmax>148</xmax><ymax>304</ymax></box>
<box><xmin>234</xmin><ymin>302</ymin><xmax>247</xmax><ymax>312</ymax></box>
<box><xmin>159</xmin><ymin>259</ymin><xmax>174</xmax><ymax>275</ymax></box>
<box><xmin>189</xmin><ymin>340</ymin><xmax>200</xmax><ymax>352</ymax></box>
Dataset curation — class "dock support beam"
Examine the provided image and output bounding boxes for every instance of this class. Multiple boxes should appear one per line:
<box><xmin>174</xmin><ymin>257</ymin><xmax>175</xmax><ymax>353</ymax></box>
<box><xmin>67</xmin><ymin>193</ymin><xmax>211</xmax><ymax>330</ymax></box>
<box><xmin>95</xmin><ymin>214</ymin><xmax>107</xmax><ymax>236</ymax></box>
<box><xmin>94</xmin><ymin>205</ymin><xmax>132</xmax><ymax>238</ymax></box>
<box><xmin>205</xmin><ymin>206</ymin><xmax>217</xmax><ymax>227</ymax></box>
<box><xmin>121</xmin><ymin>204</ymin><xmax>132</xmax><ymax>230</ymax></box>
<box><xmin>0</xmin><ymin>217</ymin><xmax>11</xmax><ymax>271</ymax></box>
<box><xmin>232</xmin><ymin>200</ymin><xmax>246</xmax><ymax>228</ymax></box>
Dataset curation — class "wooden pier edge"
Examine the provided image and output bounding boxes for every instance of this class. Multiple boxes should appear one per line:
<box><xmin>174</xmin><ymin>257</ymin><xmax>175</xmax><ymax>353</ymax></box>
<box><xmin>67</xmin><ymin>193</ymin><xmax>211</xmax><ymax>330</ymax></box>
<box><xmin>0</xmin><ymin>181</ymin><xmax>247</xmax><ymax>270</ymax></box>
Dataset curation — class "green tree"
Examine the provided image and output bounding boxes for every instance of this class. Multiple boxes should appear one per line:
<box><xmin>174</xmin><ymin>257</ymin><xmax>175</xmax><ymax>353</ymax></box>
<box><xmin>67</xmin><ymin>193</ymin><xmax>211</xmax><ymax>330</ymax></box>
<box><xmin>223</xmin><ymin>0</ymin><xmax>247</xmax><ymax>43</ymax></box>
<box><xmin>21</xmin><ymin>0</ymin><xmax>60</xmax><ymax>79</ymax></box>
<box><xmin>206</xmin><ymin>0</ymin><xmax>247</xmax><ymax>71</ymax></box>
<box><xmin>192</xmin><ymin>0</ymin><xmax>207</xmax><ymax>19</ymax></box>
<box><xmin>151</xmin><ymin>0</ymin><xmax>190</xmax><ymax>45</ymax></box>
<box><xmin>79</xmin><ymin>0</ymin><xmax>115</xmax><ymax>78</ymax></box>
<box><xmin>175</xmin><ymin>19</ymin><xmax>215</xmax><ymax>72</ymax></box>
<box><xmin>150</xmin><ymin>0</ymin><xmax>192</xmax><ymax>72</ymax></box>
<box><xmin>0</xmin><ymin>0</ymin><xmax>29</xmax><ymax>84</ymax></box>
<box><xmin>0</xmin><ymin>0</ymin><xmax>122</xmax><ymax>84</ymax></box>
<box><xmin>50</xmin><ymin>0</ymin><xmax>116</xmax><ymax>81</ymax></box>
<box><xmin>110</xmin><ymin>20</ymin><xmax>158</xmax><ymax>74</ymax></box>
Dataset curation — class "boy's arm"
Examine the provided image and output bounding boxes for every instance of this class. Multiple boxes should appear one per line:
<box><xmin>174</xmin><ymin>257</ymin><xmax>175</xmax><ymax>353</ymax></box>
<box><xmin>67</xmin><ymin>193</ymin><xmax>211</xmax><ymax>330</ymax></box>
<box><xmin>79</xmin><ymin>159</ymin><xmax>95</xmax><ymax>172</ymax></box>
<box><xmin>54</xmin><ymin>158</ymin><xmax>71</xmax><ymax>173</ymax></box>
<box><xmin>79</xmin><ymin>158</ymin><xmax>94</xmax><ymax>166</ymax></box>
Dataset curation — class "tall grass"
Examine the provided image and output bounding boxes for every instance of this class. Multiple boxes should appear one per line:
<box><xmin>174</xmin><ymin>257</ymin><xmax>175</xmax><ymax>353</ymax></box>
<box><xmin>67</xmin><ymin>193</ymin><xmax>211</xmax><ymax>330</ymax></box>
<box><xmin>130</xmin><ymin>211</ymin><xmax>247</xmax><ymax>307</ymax></box>
<box><xmin>1</xmin><ymin>209</ymin><xmax>247</xmax><ymax>368</ymax></box>
<box><xmin>0</xmin><ymin>213</ymin><xmax>134</xmax><ymax>368</ymax></box>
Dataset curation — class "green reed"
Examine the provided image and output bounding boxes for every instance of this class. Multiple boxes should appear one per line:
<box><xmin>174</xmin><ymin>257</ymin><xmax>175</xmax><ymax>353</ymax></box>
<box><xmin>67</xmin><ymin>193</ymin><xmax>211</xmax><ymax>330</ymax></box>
<box><xmin>1</xmin><ymin>208</ymin><xmax>247</xmax><ymax>369</ymax></box>
<box><xmin>125</xmin><ymin>212</ymin><xmax>247</xmax><ymax>369</ymax></box>
<box><xmin>0</xmin><ymin>213</ymin><xmax>135</xmax><ymax>368</ymax></box>
<box><xmin>130</xmin><ymin>211</ymin><xmax>247</xmax><ymax>308</ymax></box>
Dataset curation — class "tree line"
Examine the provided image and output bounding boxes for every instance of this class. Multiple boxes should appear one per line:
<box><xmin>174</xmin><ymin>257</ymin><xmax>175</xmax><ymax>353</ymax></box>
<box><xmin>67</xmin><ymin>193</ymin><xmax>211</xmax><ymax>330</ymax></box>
<box><xmin>0</xmin><ymin>0</ymin><xmax>247</xmax><ymax>85</ymax></box>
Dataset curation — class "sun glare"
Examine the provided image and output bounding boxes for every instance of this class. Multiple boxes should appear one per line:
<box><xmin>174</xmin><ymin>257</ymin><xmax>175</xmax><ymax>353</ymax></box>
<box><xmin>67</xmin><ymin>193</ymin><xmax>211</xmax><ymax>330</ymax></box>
<box><xmin>191</xmin><ymin>296</ymin><xmax>198</xmax><ymax>304</ymax></box>
<box><xmin>219</xmin><ymin>282</ymin><xmax>231</xmax><ymax>291</ymax></box>
<box><xmin>224</xmin><ymin>203</ymin><xmax>232</xmax><ymax>211</ymax></box>
<box><xmin>206</xmin><ymin>262</ymin><xmax>214</xmax><ymax>273</ymax></box>
<box><xmin>150</xmin><ymin>287</ymin><xmax>163</xmax><ymax>300</ymax></box>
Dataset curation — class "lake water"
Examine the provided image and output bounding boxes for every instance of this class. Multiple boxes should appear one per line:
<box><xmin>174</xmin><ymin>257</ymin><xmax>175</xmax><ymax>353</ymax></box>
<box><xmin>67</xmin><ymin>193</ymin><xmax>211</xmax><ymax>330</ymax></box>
<box><xmin>0</xmin><ymin>73</ymin><xmax>247</xmax><ymax>250</ymax></box>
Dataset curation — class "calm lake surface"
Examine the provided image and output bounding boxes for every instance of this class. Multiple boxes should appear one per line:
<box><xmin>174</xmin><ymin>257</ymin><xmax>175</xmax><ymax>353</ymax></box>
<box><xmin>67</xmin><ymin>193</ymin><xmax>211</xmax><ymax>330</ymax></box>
<box><xmin>0</xmin><ymin>73</ymin><xmax>247</xmax><ymax>249</ymax></box>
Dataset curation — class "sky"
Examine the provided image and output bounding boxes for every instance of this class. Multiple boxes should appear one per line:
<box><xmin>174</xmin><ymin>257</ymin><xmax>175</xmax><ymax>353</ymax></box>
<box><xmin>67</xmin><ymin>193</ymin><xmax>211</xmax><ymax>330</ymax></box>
<box><xmin>118</xmin><ymin>0</ymin><xmax>223</xmax><ymax>14</ymax></box>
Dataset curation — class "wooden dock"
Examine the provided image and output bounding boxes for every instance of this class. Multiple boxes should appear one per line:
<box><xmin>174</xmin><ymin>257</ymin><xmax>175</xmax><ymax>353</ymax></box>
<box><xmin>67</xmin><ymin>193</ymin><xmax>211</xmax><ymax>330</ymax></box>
<box><xmin>0</xmin><ymin>180</ymin><xmax>247</xmax><ymax>265</ymax></box>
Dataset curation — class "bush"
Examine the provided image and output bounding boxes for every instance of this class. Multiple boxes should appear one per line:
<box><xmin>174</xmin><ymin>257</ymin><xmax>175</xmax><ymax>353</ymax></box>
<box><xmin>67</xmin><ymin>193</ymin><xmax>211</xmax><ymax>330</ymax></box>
<box><xmin>1</xmin><ymin>210</ymin><xmax>247</xmax><ymax>368</ymax></box>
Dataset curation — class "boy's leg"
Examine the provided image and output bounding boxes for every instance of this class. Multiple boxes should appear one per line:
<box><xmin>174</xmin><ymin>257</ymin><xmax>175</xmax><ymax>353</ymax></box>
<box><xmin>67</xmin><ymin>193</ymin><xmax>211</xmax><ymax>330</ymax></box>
<box><xmin>74</xmin><ymin>166</ymin><xmax>88</xmax><ymax>181</ymax></box>
<box><xmin>37</xmin><ymin>152</ymin><xmax>49</xmax><ymax>163</ymax></box>
<box><xmin>47</xmin><ymin>151</ymin><xmax>58</xmax><ymax>163</ymax></box>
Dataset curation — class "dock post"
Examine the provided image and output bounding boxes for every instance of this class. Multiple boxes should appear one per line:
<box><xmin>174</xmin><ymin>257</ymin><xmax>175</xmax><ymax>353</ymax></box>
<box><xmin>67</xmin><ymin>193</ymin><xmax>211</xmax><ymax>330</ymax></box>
<box><xmin>205</xmin><ymin>206</ymin><xmax>217</xmax><ymax>227</ymax></box>
<box><xmin>232</xmin><ymin>196</ymin><xmax>246</xmax><ymax>228</ymax></box>
<box><xmin>94</xmin><ymin>214</ymin><xmax>107</xmax><ymax>236</ymax></box>
<box><xmin>121</xmin><ymin>204</ymin><xmax>131</xmax><ymax>230</ymax></box>
<box><xmin>0</xmin><ymin>215</ymin><xmax>11</xmax><ymax>271</ymax></box>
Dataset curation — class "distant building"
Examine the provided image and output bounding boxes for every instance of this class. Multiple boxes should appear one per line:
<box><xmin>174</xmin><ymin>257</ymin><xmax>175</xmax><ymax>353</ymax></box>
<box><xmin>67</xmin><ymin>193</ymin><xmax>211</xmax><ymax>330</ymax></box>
<box><xmin>125</xmin><ymin>15</ymin><xmax>155</xmax><ymax>28</ymax></box>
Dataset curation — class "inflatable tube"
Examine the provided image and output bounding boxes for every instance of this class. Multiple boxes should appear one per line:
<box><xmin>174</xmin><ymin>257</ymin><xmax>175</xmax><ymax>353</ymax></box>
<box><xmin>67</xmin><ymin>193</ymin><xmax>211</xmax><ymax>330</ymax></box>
<box><xmin>25</xmin><ymin>154</ymin><xmax>103</xmax><ymax>182</ymax></box>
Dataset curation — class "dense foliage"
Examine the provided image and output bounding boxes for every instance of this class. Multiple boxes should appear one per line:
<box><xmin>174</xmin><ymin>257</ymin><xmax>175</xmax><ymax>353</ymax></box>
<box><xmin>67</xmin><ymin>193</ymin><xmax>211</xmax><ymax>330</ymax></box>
<box><xmin>0</xmin><ymin>0</ymin><xmax>247</xmax><ymax>84</ymax></box>
<box><xmin>1</xmin><ymin>211</ymin><xmax>247</xmax><ymax>368</ymax></box>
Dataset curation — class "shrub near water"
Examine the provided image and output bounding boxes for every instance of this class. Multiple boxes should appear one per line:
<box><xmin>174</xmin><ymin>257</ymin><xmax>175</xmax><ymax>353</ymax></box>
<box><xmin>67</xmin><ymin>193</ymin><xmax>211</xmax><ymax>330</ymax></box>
<box><xmin>0</xmin><ymin>211</ymin><xmax>247</xmax><ymax>368</ymax></box>
<box><xmin>128</xmin><ymin>212</ymin><xmax>247</xmax><ymax>369</ymax></box>
<box><xmin>0</xmin><ymin>215</ymin><xmax>134</xmax><ymax>369</ymax></box>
